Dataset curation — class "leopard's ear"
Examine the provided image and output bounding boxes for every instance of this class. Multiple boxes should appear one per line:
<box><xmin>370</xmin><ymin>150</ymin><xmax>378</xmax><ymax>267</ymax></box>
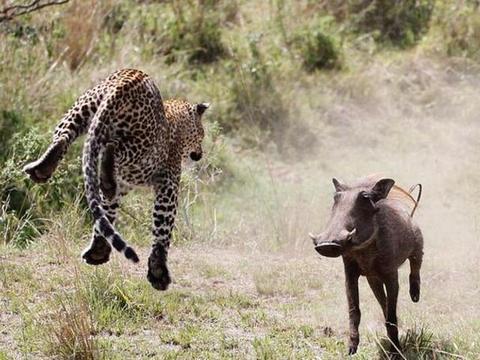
<box><xmin>196</xmin><ymin>103</ymin><xmax>210</xmax><ymax>115</ymax></box>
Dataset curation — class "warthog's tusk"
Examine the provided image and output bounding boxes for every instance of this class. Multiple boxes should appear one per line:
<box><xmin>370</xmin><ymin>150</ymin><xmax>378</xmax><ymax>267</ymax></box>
<box><xmin>308</xmin><ymin>232</ymin><xmax>317</xmax><ymax>241</ymax></box>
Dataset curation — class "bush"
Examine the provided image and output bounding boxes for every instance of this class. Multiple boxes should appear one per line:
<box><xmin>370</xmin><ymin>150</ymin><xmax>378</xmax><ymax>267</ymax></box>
<box><xmin>350</xmin><ymin>0</ymin><xmax>434</xmax><ymax>47</ymax></box>
<box><xmin>226</xmin><ymin>36</ymin><xmax>289</xmax><ymax>149</ymax></box>
<box><xmin>206</xmin><ymin>35</ymin><xmax>316</xmax><ymax>156</ymax></box>
<box><xmin>161</xmin><ymin>0</ymin><xmax>227</xmax><ymax>65</ymax></box>
<box><xmin>175</xmin><ymin>121</ymin><xmax>234</xmax><ymax>244</ymax></box>
<box><xmin>292</xmin><ymin>17</ymin><xmax>341</xmax><ymax>72</ymax></box>
<box><xmin>432</xmin><ymin>1</ymin><xmax>480</xmax><ymax>59</ymax></box>
<box><xmin>376</xmin><ymin>325</ymin><xmax>458</xmax><ymax>359</ymax></box>
<box><xmin>0</xmin><ymin>130</ymin><xmax>85</xmax><ymax>246</ymax></box>
<box><xmin>0</xmin><ymin>110</ymin><xmax>24</xmax><ymax>163</ymax></box>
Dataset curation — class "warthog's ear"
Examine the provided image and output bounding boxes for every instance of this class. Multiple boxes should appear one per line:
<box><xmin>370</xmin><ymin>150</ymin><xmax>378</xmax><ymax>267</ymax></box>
<box><xmin>332</xmin><ymin>178</ymin><xmax>347</xmax><ymax>192</ymax></box>
<box><xmin>370</xmin><ymin>178</ymin><xmax>395</xmax><ymax>202</ymax></box>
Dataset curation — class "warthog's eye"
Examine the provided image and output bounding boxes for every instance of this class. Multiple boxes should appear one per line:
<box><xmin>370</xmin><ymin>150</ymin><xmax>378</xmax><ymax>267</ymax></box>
<box><xmin>357</xmin><ymin>191</ymin><xmax>376</xmax><ymax>211</ymax></box>
<box><xmin>359</xmin><ymin>191</ymin><xmax>369</xmax><ymax>199</ymax></box>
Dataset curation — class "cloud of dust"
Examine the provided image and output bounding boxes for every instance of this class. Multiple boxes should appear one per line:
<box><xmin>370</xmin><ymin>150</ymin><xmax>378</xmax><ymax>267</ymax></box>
<box><xmin>257</xmin><ymin>56</ymin><xmax>480</xmax><ymax>275</ymax></box>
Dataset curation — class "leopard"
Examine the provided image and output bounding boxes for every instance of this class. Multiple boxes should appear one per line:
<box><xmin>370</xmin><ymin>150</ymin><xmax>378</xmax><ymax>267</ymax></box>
<box><xmin>23</xmin><ymin>68</ymin><xmax>209</xmax><ymax>291</ymax></box>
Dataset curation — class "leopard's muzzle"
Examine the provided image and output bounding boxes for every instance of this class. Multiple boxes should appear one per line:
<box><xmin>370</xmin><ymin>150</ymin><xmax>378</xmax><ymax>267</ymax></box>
<box><xmin>190</xmin><ymin>151</ymin><xmax>202</xmax><ymax>161</ymax></box>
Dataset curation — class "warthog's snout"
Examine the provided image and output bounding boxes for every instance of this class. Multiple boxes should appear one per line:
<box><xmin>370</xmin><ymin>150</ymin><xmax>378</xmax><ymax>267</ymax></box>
<box><xmin>309</xmin><ymin>229</ymin><xmax>356</xmax><ymax>257</ymax></box>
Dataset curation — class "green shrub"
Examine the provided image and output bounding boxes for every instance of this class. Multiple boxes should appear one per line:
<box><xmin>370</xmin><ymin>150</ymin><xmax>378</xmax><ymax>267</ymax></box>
<box><xmin>350</xmin><ymin>0</ymin><xmax>434</xmax><ymax>47</ymax></box>
<box><xmin>376</xmin><ymin>325</ymin><xmax>458</xmax><ymax>359</ymax></box>
<box><xmin>0</xmin><ymin>206</ymin><xmax>39</xmax><ymax>248</ymax></box>
<box><xmin>175</xmin><ymin>121</ymin><xmax>233</xmax><ymax>244</ymax></box>
<box><xmin>161</xmin><ymin>0</ymin><xmax>227</xmax><ymax>64</ymax></box>
<box><xmin>0</xmin><ymin>110</ymin><xmax>25</xmax><ymax>163</ymax></box>
<box><xmin>292</xmin><ymin>17</ymin><xmax>341</xmax><ymax>72</ymax></box>
<box><xmin>432</xmin><ymin>1</ymin><xmax>480</xmax><ymax>59</ymax></box>
<box><xmin>0</xmin><ymin>130</ymin><xmax>85</xmax><ymax>246</ymax></box>
<box><xmin>225</xmin><ymin>36</ymin><xmax>289</xmax><ymax>149</ymax></box>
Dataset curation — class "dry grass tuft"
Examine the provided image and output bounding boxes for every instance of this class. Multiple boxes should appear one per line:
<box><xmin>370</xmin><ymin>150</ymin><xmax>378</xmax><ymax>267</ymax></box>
<box><xmin>43</xmin><ymin>295</ymin><xmax>99</xmax><ymax>360</ymax></box>
<box><xmin>60</xmin><ymin>0</ymin><xmax>113</xmax><ymax>71</ymax></box>
<box><xmin>375</xmin><ymin>325</ymin><xmax>464</xmax><ymax>360</ymax></box>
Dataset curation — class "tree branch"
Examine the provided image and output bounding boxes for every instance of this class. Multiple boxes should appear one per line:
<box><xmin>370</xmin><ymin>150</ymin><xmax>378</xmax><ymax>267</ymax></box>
<box><xmin>0</xmin><ymin>0</ymin><xmax>69</xmax><ymax>23</ymax></box>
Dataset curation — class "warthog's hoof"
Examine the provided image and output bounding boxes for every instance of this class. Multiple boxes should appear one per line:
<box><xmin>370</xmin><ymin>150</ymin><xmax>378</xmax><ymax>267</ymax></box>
<box><xmin>348</xmin><ymin>345</ymin><xmax>358</xmax><ymax>355</ymax></box>
<box><xmin>315</xmin><ymin>242</ymin><xmax>343</xmax><ymax>258</ymax></box>
<box><xmin>409</xmin><ymin>281</ymin><xmax>420</xmax><ymax>302</ymax></box>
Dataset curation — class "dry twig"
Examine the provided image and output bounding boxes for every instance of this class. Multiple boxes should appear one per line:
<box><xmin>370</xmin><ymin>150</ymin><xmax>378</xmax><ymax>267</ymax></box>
<box><xmin>0</xmin><ymin>0</ymin><xmax>69</xmax><ymax>22</ymax></box>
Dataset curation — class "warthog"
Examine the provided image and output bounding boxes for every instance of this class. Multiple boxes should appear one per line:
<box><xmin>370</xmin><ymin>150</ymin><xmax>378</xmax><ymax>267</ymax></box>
<box><xmin>309</xmin><ymin>176</ymin><xmax>423</xmax><ymax>355</ymax></box>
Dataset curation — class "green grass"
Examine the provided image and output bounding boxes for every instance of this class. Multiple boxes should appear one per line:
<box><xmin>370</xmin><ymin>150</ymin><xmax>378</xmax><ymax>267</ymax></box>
<box><xmin>2</xmin><ymin>236</ymin><xmax>479</xmax><ymax>358</ymax></box>
<box><xmin>374</xmin><ymin>326</ymin><xmax>465</xmax><ymax>359</ymax></box>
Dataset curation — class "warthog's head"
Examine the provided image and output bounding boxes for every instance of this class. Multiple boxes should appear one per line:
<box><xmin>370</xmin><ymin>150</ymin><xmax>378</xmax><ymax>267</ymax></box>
<box><xmin>309</xmin><ymin>177</ymin><xmax>395</xmax><ymax>257</ymax></box>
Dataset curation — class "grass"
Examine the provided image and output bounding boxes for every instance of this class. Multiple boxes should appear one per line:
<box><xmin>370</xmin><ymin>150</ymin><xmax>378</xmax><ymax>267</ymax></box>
<box><xmin>253</xmin><ymin>262</ymin><xmax>322</xmax><ymax>297</ymax></box>
<box><xmin>43</xmin><ymin>297</ymin><xmax>99</xmax><ymax>359</ymax></box>
<box><xmin>2</xmin><ymin>234</ymin><xmax>479</xmax><ymax>358</ymax></box>
<box><xmin>374</xmin><ymin>326</ymin><xmax>466</xmax><ymax>359</ymax></box>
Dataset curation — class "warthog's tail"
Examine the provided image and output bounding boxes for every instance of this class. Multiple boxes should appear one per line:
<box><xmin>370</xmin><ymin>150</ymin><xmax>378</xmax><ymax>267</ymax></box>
<box><xmin>408</xmin><ymin>183</ymin><xmax>422</xmax><ymax>217</ymax></box>
<box><xmin>390</xmin><ymin>183</ymin><xmax>423</xmax><ymax>217</ymax></box>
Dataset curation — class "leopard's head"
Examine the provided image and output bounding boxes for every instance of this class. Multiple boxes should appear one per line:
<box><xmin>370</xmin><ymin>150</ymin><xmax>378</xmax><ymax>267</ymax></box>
<box><xmin>182</xmin><ymin>102</ymin><xmax>209</xmax><ymax>162</ymax></box>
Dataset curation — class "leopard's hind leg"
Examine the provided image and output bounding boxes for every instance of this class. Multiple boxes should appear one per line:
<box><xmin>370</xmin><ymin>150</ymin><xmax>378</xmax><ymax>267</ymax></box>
<box><xmin>23</xmin><ymin>138</ymin><xmax>67</xmax><ymax>183</ymax></box>
<box><xmin>99</xmin><ymin>143</ymin><xmax>117</xmax><ymax>200</ymax></box>
<box><xmin>24</xmin><ymin>88</ymin><xmax>100</xmax><ymax>182</ymax></box>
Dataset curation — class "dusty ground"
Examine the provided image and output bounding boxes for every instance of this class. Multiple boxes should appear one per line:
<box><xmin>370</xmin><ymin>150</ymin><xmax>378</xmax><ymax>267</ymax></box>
<box><xmin>1</xmin><ymin>232</ymin><xmax>478</xmax><ymax>359</ymax></box>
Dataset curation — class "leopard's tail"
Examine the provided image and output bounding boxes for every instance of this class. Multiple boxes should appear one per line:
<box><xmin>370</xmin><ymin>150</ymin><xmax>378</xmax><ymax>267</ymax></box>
<box><xmin>83</xmin><ymin>96</ymin><xmax>139</xmax><ymax>263</ymax></box>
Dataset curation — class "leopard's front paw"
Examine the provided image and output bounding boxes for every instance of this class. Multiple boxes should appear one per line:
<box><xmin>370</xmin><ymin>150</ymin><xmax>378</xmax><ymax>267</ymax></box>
<box><xmin>147</xmin><ymin>265</ymin><xmax>171</xmax><ymax>291</ymax></box>
<box><xmin>147</xmin><ymin>246</ymin><xmax>171</xmax><ymax>290</ymax></box>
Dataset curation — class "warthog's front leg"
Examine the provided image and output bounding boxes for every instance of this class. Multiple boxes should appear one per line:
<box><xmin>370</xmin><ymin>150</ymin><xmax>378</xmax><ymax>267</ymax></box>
<box><xmin>385</xmin><ymin>272</ymin><xmax>401</xmax><ymax>354</ymax></box>
<box><xmin>344</xmin><ymin>261</ymin><xmax>361</xmax><ymax>355</ymax></box>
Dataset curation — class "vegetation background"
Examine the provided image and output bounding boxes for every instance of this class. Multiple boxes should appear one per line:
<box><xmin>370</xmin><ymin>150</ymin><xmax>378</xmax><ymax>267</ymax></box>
<box><xmin>1</xmin><ymin>0</ymin><xmax>479</xmax><ymax>358</ymax></box>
